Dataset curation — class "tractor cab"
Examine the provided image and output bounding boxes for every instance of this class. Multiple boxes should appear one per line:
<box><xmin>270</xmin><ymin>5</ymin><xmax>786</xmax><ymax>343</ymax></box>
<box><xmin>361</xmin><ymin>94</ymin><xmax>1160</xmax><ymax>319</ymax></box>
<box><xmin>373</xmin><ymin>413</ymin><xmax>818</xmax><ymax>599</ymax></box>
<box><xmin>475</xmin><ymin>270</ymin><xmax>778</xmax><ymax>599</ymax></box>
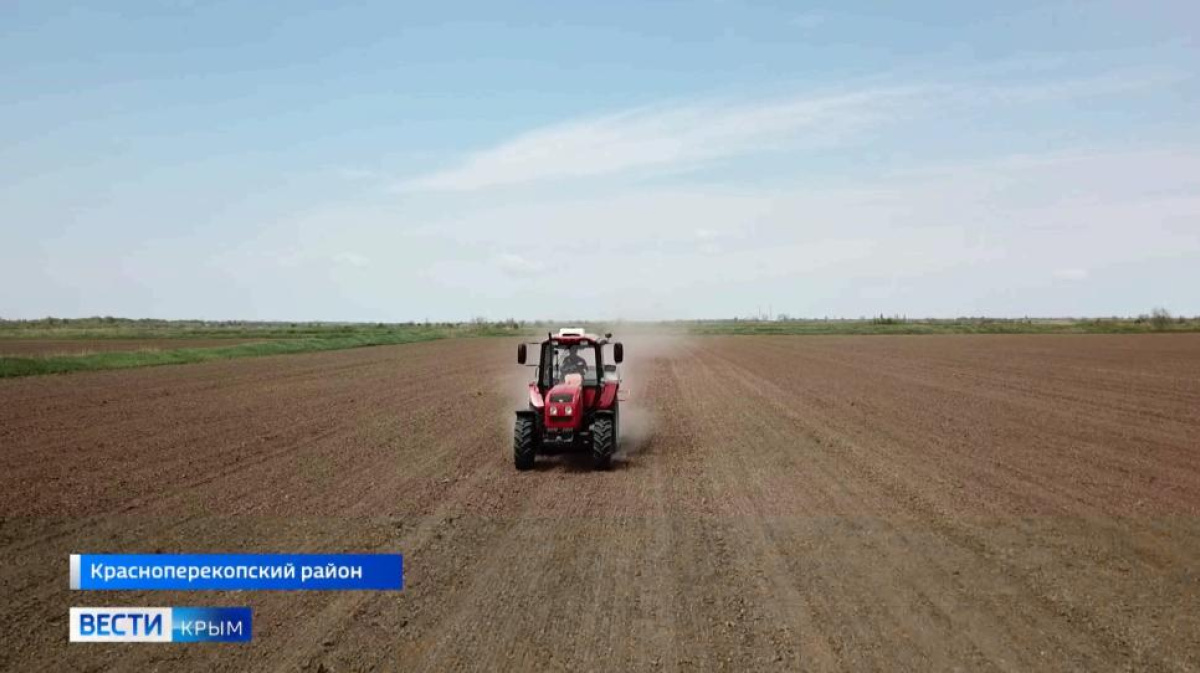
<box><xmin>542</xmin><ymin>339</ymin><xmax>599</xmax><ymax>388</ymax></box>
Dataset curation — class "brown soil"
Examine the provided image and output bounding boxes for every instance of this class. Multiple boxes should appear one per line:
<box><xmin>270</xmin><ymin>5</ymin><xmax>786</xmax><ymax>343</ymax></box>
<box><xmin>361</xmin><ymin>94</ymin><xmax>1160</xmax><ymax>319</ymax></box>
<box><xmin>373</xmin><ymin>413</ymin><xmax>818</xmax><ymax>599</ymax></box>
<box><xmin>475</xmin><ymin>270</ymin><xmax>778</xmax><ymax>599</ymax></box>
<box><xmin>1</xmin><ymin>334</ymin><xmax>1197</xmax><ymax>671</ymax></box>
<box><xmin>0</xmin><ymin>339</ymin><xmax>264</xmax><ymax>357</ymax></box>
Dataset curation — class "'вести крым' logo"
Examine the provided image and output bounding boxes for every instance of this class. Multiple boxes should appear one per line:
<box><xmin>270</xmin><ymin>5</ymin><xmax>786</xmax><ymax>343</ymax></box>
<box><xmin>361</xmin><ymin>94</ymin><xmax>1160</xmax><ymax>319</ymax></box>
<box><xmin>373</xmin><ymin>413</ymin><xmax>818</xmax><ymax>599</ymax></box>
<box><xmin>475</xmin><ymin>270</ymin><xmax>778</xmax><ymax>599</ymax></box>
<box><xmin>69</xmin><ymin>607</ymin><xmax>251</xmax><ymax>643</ymax></box>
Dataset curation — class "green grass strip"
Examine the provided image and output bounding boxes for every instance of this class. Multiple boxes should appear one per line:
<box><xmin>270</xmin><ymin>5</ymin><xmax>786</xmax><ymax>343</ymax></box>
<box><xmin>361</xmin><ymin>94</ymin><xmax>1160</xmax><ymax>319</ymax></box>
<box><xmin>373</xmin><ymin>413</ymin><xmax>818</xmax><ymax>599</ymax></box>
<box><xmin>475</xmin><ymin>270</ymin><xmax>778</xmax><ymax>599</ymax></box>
<box><xmin>0</xmin><ymin>328</ymin><xmax>507</xmax><ymax>379</ymax></box>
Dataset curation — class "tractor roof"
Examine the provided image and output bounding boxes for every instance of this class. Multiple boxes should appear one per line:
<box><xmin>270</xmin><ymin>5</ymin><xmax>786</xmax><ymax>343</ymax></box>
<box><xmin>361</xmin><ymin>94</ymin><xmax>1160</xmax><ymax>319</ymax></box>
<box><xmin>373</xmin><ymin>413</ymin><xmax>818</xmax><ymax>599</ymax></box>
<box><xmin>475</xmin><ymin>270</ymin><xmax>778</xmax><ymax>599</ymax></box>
<box><xmin>542</xmin><ymin>328</ymin><xmax>608</xmax><ymax>345</ymax></box>
<box><xmin>550</xmin><ymin>334</ymin><xmax>599</xmax><ymax>345</ymax></box>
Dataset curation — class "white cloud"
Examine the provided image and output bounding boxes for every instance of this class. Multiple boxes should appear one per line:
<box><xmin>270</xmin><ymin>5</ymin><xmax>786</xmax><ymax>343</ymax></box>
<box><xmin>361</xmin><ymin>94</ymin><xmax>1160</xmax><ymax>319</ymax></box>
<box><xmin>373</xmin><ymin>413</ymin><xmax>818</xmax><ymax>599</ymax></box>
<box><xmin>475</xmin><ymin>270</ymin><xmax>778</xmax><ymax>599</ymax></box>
<box><xmin>331</xmin><ymin>167</ymin><xmax>383</xmax><ymax>182</ymax></box>
<box><xmin>959</xmin><ymin>67</ymin><xmax>1189</xmax><ymax>106</ymax></box>
<box><xmin>395</xmin><ymin>86</ymin><xmax>923</xmax><ymax>192</ymax></box>
<box><xmin>383</xmin><ymin>144</ymin><xmax>1199</xmax><ymax>317</ymax></box>
<box><xmin>21</xmin><ymin>66</ymin><xmax>1190</xmax><ymax>321</ymax></box>
<box><xmin>29</xmin><ymin>142</ymin><xmax>1195</xmax><ymax>321</ymax></box>
<box><xmin>1053</xmin><ymin>268</ymin><xmax>1089</xmax><ymax>281</ymax></box>
<box><xmin>332</xmin><ymin>252</ymin><xmax>371</xmax><ymax>268</ymax></box>
<box><xmin>493</xmin><ymin>252</ymin><xmax>543</xmax><ymax>277</ymax></box>
<box><xmin>694</xmin><ymin>227</ymin><xmax>727</xmax><ymax>254</ymax></box>
<box><xmin>393</xmin><ymin>67</ymin><xmax>1187</xmax><ymax>194</ymax></box>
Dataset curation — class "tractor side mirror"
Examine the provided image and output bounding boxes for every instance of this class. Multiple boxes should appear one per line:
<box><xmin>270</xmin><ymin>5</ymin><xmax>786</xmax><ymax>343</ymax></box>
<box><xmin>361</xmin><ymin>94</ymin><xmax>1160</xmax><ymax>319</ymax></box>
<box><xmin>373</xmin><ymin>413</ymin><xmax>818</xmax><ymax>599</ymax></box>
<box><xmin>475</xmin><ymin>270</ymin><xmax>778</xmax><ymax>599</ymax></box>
<box><xmin>613</xmin><ymin>342</ymin><xmax>624</xmax><ymax>364</ymax></box>
<box><xmin>517</xmin><ymin>343</ymin><xmax>527</xmax><ymax>364</ymax></box>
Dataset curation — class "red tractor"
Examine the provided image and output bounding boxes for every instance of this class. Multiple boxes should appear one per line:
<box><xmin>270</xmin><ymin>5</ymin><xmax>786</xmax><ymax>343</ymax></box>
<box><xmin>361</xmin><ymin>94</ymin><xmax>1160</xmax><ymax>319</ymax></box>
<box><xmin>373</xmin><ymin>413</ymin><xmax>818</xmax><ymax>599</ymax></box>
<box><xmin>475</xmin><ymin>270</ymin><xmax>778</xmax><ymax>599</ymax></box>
<box><xmin>514</xmin><ymin>328</ymin><xmax>624</xmax><ymax>470</ymax></box>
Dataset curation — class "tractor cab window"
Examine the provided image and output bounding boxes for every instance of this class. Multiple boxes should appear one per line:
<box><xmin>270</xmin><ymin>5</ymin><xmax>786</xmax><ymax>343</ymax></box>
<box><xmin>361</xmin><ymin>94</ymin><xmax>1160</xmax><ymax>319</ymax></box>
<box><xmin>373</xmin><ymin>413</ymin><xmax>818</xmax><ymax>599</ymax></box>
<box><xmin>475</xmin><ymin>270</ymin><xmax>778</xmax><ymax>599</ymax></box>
<box><xmin>549</xmin><ymin>344</ymin><xmax>598</xmax><ymax>386</ymax></box>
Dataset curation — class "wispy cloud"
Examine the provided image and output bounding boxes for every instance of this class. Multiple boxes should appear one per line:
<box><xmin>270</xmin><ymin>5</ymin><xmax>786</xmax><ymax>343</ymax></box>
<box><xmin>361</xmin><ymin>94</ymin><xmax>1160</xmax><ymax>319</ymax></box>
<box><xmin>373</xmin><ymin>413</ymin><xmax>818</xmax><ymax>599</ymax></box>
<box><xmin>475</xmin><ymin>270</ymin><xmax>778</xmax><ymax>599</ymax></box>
<box><xmin>962</xmin><ymin>66</ymin><xmax>1188</xmax><ymax>105</ymax></box>
<box><xmin>493</xmin><ymin>252</ymin><xmax>543</xmax><ymax>277</ymax></box>
<box><xmin>394</xmin><ymin>67</ymin><xmax>1187</xmax><ymax>194</ymax></box>
<box><xmin>396</xmin><ymin>87</ymin><xmax>923</xmax><ymax>192</ymax></box>
<box><xmin>332</xmin><ymin>167</ymin><xmax>382</xmax><ymax>182</ymax></box>
<box><xmin>1053</xmin><ymin>268</ymin><xmax>1090</xmax><ymax>281</ymax></box>
<box><xmin>332</xmin><ymin>252</ymin><xmax>371</xmax><ymax>268</ymax></box>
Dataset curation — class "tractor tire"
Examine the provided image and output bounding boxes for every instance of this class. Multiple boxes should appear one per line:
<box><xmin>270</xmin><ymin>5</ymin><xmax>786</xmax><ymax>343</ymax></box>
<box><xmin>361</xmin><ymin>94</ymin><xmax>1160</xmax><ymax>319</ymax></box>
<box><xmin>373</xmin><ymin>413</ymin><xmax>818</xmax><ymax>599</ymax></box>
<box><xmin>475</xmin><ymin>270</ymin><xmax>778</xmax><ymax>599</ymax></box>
<box><xmin>514</xmin><ymin>416</ymin><xmax>536</xmax><ymax>471</ymax></box>
<box><xmin>592</xmin><ymin>416</ymin><xmax>615</xmax><ymax>470</ymax></box>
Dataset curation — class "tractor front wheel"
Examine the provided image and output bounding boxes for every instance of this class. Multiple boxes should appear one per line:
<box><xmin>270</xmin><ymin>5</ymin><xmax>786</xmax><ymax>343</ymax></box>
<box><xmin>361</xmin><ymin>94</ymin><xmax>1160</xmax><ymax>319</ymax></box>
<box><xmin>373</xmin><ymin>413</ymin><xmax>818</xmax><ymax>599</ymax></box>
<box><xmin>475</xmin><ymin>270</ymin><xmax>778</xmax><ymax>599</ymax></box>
<box><xmin>591</xmin><ymin>416</ymin><xmax>615</xmax><ymax>470</ymax></box>
<box><xmin>514</xmin><ymin>416</ymin><xmax>537</xmax><ymax>471</ymax></box>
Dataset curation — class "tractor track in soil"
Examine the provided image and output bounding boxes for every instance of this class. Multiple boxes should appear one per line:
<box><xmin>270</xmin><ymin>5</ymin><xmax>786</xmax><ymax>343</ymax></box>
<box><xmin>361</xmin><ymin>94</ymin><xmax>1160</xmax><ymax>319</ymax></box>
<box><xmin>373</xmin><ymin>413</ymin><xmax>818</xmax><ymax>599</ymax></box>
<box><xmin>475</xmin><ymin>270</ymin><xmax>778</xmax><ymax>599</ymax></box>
<box><xmin>1</xmin><ymin>334</ymin><xmax>1198</xmax><ymax>671</ymax></box>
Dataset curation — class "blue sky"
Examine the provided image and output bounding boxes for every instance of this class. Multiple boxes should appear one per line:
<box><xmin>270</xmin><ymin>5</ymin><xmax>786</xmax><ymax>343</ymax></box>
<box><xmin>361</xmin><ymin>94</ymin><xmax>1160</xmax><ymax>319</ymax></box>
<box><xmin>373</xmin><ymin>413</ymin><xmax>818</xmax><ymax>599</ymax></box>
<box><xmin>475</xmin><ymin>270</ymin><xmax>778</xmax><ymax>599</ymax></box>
<box><xmin>2</xmin><ymin>1</ymin><xmax>1197</xmax><ymax>320</ymax></box>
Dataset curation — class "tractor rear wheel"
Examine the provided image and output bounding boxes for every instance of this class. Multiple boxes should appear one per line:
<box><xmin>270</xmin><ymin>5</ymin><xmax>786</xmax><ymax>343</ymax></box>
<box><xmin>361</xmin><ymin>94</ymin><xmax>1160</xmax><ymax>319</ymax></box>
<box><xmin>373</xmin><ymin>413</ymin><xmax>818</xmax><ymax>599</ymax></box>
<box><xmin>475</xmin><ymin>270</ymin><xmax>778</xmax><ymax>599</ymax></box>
<box><xmin>514</xmin><ymin>416</ymin><xmax>536</xmax><ymax>471</ymax></box>
<box><xmin>592</xmin><ymin>416</ymin><xmax>615</xmax><ymax>470</ymax></box>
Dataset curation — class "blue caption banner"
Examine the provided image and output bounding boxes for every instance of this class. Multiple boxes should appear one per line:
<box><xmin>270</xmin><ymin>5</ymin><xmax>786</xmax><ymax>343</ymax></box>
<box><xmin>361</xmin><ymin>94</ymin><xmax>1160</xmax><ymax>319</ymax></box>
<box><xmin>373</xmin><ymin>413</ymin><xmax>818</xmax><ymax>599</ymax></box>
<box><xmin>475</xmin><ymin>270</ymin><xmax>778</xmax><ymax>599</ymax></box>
<box><xmin>70</xmin><ymin>554</ymin><xmax>403</xmax><ymax>591</ymax></box>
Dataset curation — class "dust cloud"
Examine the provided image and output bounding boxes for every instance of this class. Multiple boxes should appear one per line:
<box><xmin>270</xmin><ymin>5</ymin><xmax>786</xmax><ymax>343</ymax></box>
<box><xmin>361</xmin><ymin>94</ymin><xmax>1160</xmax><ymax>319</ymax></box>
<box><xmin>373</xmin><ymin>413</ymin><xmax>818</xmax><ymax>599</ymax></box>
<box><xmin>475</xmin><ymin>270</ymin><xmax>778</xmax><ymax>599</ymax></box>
<box><xmin>607</xmin><ymin>325</ymin><xmax>695</xmax><ymax>457</ymax></box>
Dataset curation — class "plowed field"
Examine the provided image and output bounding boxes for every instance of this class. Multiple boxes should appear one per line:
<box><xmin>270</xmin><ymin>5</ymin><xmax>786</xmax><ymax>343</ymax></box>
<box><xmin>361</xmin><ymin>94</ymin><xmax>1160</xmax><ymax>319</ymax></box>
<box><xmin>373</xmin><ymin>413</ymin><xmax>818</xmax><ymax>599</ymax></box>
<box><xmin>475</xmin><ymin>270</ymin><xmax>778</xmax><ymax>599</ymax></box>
<box><xmin>2</xmin><ymin>334</ymin><xmax>1197</xmax><ymax>671</ymax></box>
